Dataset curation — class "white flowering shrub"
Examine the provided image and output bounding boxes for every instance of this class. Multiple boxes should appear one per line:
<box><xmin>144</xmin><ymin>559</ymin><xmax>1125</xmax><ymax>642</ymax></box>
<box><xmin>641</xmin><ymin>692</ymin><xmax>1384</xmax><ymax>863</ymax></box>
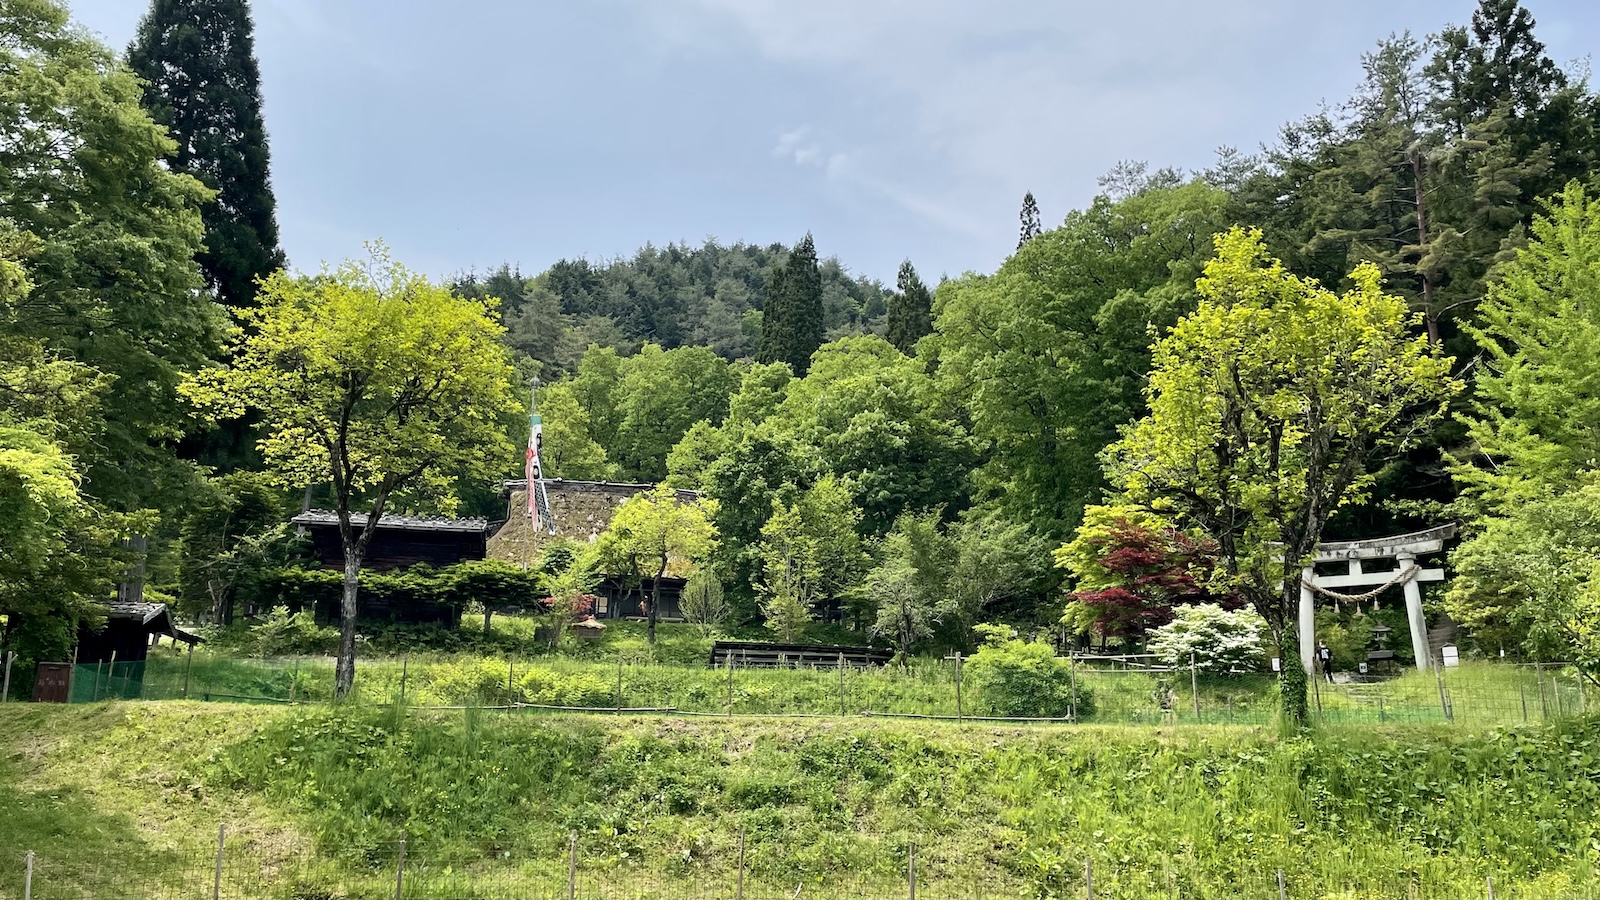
<box><xmin>1147</xmin><ymin>604</ymin><xmax>1268</xmax><ymax>674</ymax></box>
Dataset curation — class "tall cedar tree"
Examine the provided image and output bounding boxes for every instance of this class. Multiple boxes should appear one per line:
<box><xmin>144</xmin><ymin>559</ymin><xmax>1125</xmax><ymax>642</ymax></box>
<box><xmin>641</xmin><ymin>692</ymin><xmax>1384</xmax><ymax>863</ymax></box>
<box><xmin>757</xmin><ymin>234</ymin><xmax>824</xmax><ymax>375</ymax></box>
<box><xmin>885</xmin><ymin>260</ymin><xmax>933</xmax><ymax>354</ymax></box>
<box><xmin>1018</xmin><ymin>192</ymin><xmax>1042</xmax><ymax>248</ymax></box>
<box><xmin>128</xmin><ymin>0</ymin><xmax>285</xmax><ymax>309</ymax></box>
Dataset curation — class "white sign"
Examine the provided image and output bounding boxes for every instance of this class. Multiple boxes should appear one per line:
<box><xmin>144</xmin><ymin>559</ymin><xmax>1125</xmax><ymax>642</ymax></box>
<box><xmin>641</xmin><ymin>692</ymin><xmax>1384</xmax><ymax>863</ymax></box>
<box><xmin>1271</xmin><ymin>657</ymin><xmax>1281</xmax><ymax>672</ymax></box>
<box><xmin>1442</xmin><ymin>645</ymin><xmax>1460</xmax><ymax>668</ymax></box>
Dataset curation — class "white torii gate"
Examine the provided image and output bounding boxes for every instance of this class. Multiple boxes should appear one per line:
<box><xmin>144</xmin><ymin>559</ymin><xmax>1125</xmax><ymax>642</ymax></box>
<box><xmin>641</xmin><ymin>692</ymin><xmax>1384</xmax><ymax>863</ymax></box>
<box><xmin>1297</xmin><ymin>524</ymin><xmax>1457</xmax><ymax>673</ymax></box>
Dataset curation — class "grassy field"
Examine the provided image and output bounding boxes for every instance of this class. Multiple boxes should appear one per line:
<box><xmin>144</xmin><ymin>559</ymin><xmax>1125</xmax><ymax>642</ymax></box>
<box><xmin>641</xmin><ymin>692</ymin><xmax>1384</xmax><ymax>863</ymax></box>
<box><xmin>114</xmin><ymin>626</ymin><xmax>1591</xmax><ymax>729</ymax></box>
<box><xmin>3</xmin><ymin>702</ymin><xmax>1600</xmax><ymax>899</ymax></box>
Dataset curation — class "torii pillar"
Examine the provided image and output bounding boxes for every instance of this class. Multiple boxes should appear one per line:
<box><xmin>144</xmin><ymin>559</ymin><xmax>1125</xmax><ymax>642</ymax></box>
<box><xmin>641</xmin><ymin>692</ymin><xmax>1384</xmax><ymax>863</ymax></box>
<box><xmin>1297</xmin><ymin>525</ymin><xmax>1457</xmax><ymax>674</ymax></box>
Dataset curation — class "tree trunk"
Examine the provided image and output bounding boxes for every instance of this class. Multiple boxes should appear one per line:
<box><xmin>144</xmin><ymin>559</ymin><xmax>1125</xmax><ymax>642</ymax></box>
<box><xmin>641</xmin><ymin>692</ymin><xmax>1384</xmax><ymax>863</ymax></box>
<box><xmin>483</xmin><ymin>607</ymin><xmax>494</xmax><ymax>634</ymax></box>
<box><xmin>648</xmin><ymin>558</ymin><xmax>667</xmax><ymax>645</ymax></box>
<box><xmin>1278</xmin><ymin>579</ymin><xmax>1309</xmax><ymax>728</ymax></box>
<box><xmin>334</xmin><ymin>546</ymin><xmax>362</xmax><ymax>699</ymax></box>
<box><xmin>1411</xmin><ymin>148</ymin><xmax>1441</xmax><ymax>346</ymax></box>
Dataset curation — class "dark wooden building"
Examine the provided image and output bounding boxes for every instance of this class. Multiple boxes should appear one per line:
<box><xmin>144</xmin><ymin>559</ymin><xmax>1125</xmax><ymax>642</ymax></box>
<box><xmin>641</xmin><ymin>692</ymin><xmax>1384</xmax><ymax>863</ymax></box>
<box><xmin>75</xmin><ymin>601</ymin><xmax>201</xmax><ymax>665</ymax></box>
<box><xmin>290</xmin><ymin>510</ymin><xmax>497</xmax><ymax>626</ymax></box>
<box><xmin>33</xmin><ymin>601</ymin><xmax>203</xmax><ymax>702</ymax></box>
<box><xmin>292</xmin><ymin>510</ymin><xmax>496</xmax><ymax>571</ymax></box>
<box><xmin>595</xmin><ymin>575</ymin><xmax>688</xmax><ymax>622</ymax></box>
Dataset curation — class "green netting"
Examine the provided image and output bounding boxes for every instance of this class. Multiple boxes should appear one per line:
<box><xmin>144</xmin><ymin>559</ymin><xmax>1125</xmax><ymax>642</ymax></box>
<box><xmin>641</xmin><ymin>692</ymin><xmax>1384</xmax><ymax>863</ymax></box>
<box><xmin>67</xmin><ymin>661</ymin><xmax>147</xmax><ymax>702</ymax></box>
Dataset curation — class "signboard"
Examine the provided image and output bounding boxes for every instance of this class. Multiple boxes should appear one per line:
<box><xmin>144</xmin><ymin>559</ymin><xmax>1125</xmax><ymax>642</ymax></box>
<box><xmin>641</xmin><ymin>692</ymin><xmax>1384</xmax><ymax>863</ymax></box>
<box><xmin>1441</xmin><ymin>645</ymin><xmax>1460</xmax><ymax>668</ymax></box>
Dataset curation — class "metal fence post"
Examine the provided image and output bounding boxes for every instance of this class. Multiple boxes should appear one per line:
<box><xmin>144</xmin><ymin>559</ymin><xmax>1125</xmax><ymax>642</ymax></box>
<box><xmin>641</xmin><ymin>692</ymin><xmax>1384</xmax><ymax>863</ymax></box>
<box><xmin>1434</xmin><ymin>663</ymin><xmax>1452</xmax><ymax>723</ymax></box>
<box><xmin>1084</xmin><ymin>857</ymin><xmax>1094</xmax><ymax>900</ymax></box>
<box><xmin>182</xmin><ymin>642</ymin><xmax>194</xmax><ymax>699</ymax></box>
<box><xmin>907</xmin><ymin>842</ymin><xmax>916</xmax><ymax>900</ymax></box>
<box><xmin>212</xmin><ymin>824</ymin><xmax>225</xmax><ymax>900</ymax></box>
<box><xmin>1536</xmin><ymin>664</ymin><xmax>1549</xmax><ymax>719</ymax></box>
<box><xmin>397</xmin><ymin>655</ymin><xmax>406</xmax><ymax>705</ymax></box>
<box><xmin>567</xmin><ymin>832</ymin><xmax>578</xmax><ymax>900</ymax></box>
<box><xmin>394</xmin><ymin>837</ymin><xmax>406</xmax><ymax>900</ymax></box>
<box><xmin>616</xmin><ymin>655</ymin><xmax>624</xmax><ymax>711</ymax></box>
<box><xmin>726</xmin><ymin>653</ymin><xmax>734</xmax><ymax>717</ymax></box>
<box><xmin>1069</xmin><ymin>654</ymin><xmax>1078</xmax><ymax>722</ymax></box>
<box><xmin>736</xmin><ymin>830</ymin><xmax>746</xmax><ymax>900</ymax></box>
<box><xmin>23</xmin><ymin>850</ymin><xmax>33</xmax><ymax>900</ymax></box>
<box><xmin>839</xmin><ymin>653</ymin><xmax>847</xmax><ymax>717</ymax></box>
<box><xmin>1487</xmin><ymin>875</ymin><xmax>1495</xmax><ymax>900</ymax></box>
<box><xmin>1190</xmin><ymin>652</ymin><xmax>1200</xmax><ymax>721</ymax></box>
<box><xmin>1277</xmin><ymin>867</ymin><xmax>1286</xmax><ymax>900</ymax></box>
<box><xmin>1519</xmin><ymin>681</ymin><xmax>1528</xmax><ymax>722</ymax></box>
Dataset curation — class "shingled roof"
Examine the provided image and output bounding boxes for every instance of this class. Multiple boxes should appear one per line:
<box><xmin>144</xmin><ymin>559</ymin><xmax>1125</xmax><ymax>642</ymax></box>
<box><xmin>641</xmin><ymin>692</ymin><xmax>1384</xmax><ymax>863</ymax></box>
<box><xmin>103</xmin><ymin>601</ymin><xmax>201</xmax><ymax>645</ymax></box>
<box><xmin>291</xmin><ymin>510</ymin><xmax>494</xmax><ymax>533</ymax></box>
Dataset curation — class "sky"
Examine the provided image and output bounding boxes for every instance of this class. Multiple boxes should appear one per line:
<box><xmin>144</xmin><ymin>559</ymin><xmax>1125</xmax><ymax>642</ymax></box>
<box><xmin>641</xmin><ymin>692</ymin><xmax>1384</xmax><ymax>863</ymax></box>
<box><xmin>63</xmin><ymin>0</ymin><xmax>1600</xmax><ymax>286</ymax></box>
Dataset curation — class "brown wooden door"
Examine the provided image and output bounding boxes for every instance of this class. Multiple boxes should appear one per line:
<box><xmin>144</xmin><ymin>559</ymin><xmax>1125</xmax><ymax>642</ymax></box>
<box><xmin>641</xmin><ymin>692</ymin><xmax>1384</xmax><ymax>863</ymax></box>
<box><xmin>31</xmin><ymin>662</ymin><xmax>71</xmax><ymax>703</ymax></box>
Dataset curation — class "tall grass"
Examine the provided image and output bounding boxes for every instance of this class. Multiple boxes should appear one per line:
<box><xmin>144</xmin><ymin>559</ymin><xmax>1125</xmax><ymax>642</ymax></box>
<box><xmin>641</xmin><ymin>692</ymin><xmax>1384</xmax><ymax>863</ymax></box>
<box><xmin>136</xmin><ymin>642</ymin><xmax>1590</xmax><ymax>729</ymax></box>
<box><xmin>4</xmin><ymin>703</ymin><xmax>1600</xmax><ymax>899</ymax></box>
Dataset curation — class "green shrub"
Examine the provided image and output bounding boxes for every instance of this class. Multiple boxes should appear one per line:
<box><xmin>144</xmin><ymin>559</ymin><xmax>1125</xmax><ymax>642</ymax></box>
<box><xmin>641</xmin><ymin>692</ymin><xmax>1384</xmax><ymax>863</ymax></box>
<box><xmin>248</xmin><ymin>606</ymin><xmax>339</xmax><ymax>657</ymax></box>
<box><xmin>964</xmin><ymin>639</ymin><xmax>1092</xmax><ymax>718</ymax></box>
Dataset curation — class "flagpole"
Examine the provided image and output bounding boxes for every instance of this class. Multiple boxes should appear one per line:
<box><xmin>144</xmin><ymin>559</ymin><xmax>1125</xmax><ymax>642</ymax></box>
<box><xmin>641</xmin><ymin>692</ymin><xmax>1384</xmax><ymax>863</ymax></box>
<box><xmin>531</xmin><ymin>374</ymin><xmax>550</xmax><ymax>570</ymax></box>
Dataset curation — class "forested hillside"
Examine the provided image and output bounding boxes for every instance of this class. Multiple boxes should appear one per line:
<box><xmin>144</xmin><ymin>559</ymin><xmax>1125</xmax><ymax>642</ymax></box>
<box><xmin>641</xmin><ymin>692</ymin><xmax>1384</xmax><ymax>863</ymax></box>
<box><xmin>451</xmin><ymin>240</ymin><xmax>894</xmax><ymax>375</ymax></box>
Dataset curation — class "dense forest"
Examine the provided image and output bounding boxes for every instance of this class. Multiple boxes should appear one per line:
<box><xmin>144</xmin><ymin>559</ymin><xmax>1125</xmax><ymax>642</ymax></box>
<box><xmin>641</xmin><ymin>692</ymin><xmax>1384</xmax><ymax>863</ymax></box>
<box><xmin>4</xmin><ymin>0</ymin><xmax>1600</xmax><ymax>692</ymax></box>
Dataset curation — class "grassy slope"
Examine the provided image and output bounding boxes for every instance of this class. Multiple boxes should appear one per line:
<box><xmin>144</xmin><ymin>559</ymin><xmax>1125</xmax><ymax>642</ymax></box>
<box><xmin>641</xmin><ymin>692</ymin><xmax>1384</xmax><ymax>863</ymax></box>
<box><xmin>3</xmin><ymin>704</ymin><xmax>1600</xmax><ymax>900</ymax></box>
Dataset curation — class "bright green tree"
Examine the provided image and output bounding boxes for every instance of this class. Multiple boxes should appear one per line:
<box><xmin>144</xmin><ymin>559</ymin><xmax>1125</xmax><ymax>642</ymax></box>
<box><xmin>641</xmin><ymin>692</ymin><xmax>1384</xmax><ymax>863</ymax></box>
<box><xmin>182</xmin><ymin>247</ymin><xmax>518</xmax><ymax>697</ymax></box>
<box><xmin>757</xmin><ymin>475</ymin><xmax>868</xmax><ymax>639</ymax></box>
<box><xmin>1448</xmin><ymin>183</ymin><xmax>1600</xmax><ymax>679</ymax></box>
<box><xmin>127</xmin><ymin>0</ymin><xmax>285</xmax><ymax>310</ymax></box>
<box><xmin>1106</xmin><ymin>228</ymin><xmax>1457</xmax><ymax>723</ymax></box>
<box><xmin>930</xmin><ymin>178</ymin><xmax>1230</xmax><ymax>543</ymax></box>
<box><xmin>1</xmin><ymin>0</ymin><xmax>221</xmax><ymax>512</ymax></box>
<box><xmin>535</xmin><ymin>382</ymin><xmax>618</xmax><ymax>481</ymax></box>
<box><xmin>0</xmin><ymin>229</ymin><xmax>137</xmax><ymax>673</ymax></box>
<box><xmin>588</xmin><ymin>486</ymin><xmax>718</xmax><ymax>644</ymax></box>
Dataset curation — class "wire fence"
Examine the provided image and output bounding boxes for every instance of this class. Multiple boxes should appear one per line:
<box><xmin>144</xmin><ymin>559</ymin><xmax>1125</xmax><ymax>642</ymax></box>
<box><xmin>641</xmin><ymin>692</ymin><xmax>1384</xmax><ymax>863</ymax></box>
<box><xmin>5</xmin><ymin>832</ymin><xmax>1592</xmax><ymax>900</ymax></box>
<box><xmin>57</xmin><ymin>653</ymin><xmax>1592</xmax><ymax>729</ymax></box>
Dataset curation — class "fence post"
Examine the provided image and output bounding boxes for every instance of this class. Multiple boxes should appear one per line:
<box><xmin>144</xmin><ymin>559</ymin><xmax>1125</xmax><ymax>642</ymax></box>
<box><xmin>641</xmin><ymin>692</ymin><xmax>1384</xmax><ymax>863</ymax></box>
<box><xmin>394</xmin><ymin>836</ymin><xmax>406</xmax><ymax>900</ymax></box>
<box><xmin>955</xmin><ymin>653</ymin><xmax>964</xmax><ymax>721</ymax></box>
<box><xmin>1536</xmin><ymin>664</ymin><xmax>1549</xmax><ymax>719</ymax></box>
<box><xmin>1310</xmin><ymin>661</ymin><xmax>1323</xmax><ymax>721</ymax></box>
<box><xmin>838</xmin><ymin>653</ymin><xmax>847</xmax><ymax>717</ymax></box>
<box><xmin>736</xmin><ymin>830</ymin><xmax>746</xmax><ymax>900</ymax></box>
<box><xmin>1</xmin><ymin>650</ymin><xmax>13</xmax><ymax>703</ymax></box>
<box><xmin>1069</xmin><ymin>654</ymin><xmax>1078</xmax><ymax>722</ymax></box>
<box><xmin>1486</xmin><ymin>875</ymin><xmax>1495</xmax><ymax>900</ymax></box>
<box><xmin>1277</xmin><ymin>867</ymin><xmax>1286</xmax><ymax>900</ymax></box>
<box><xmin>1519</xmin><ymin>681</ymin><xmax>1528</xmax><ymax>722</ymax></box>
<box><xmin>1434</xmin><ymin>663</ymin><xmax>1452</xmax><ymax>723</ymax></box>
<box><xmin>507</xmin><ymin>657</ymin><xmax>515</xmax><ymax>699</ymax></box>
<box><xmin>182</xmin><ymin>642</ymin><xmax>194</xmax><ymax>699</ymax></box>
<box><xmin>1084</xmin><ymin>857</ymin><xmax>1094</xmax><ymax>900</ymax></box>
<box><xmin>398</xmin><ymin>655</ymin><xmax>407</xmax><ymax>705</ymax></box>
<box><xmin>212</xmin><ymin>824</ymin><xmax>225</xmax><ymax>900</ymax></box>
<box><xmin>907</xmin><ymin>842</ymin><xmax>916</xmax><ymax>900</ymax></box>
<box><xmin>726</xmin><ymin>654</ymin><xmax>735</xmax><ymax>717</ymax></box>
<box><xmin>567</xmin><ymin>831</ymin><xmax>578</xmax><ymax>900</ymax></box>
<box><xmin>1190</xmin><ymin>652</ymin><xmax>1200</xmax><ymax>722</ymax></box>
<box><xmin>616</xmin><ymin>655</ymin><xmax>624</xmax><ymax>712</ymax></box>
<box><xmin>23</xmin><ymin>850</ymin><xmax>33</xmax><ymax>900</ymax></box>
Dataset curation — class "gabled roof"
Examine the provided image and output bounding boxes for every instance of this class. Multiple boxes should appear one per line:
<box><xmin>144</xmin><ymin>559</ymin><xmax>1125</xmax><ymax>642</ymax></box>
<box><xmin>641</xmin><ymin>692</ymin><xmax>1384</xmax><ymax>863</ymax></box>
<box><xmin>291</xmin><ymin>510</ymin><xmax>494</xmax><ymax>534</ymax></box>
<box><xmin>101</xmin><ymin>602</ymin><xmax>201</xmax><ymax>645</ymax></box>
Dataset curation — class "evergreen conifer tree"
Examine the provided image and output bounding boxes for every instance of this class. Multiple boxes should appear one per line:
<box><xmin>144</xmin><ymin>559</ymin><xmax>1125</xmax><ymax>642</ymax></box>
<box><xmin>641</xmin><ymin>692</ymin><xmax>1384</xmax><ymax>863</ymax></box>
<box><xmin>1018</xmin><ymin>192</ymin><xmax>1042</xmax><ymax>248</ymax></box>
<box><xmin>128</xmin><ymin>0</ymin><xmax>285</xmax><ymax>309</ymax></box>
<box><xmin>886</xmin><ymin>260</ymin><xmax>933</xmax><ymax>355</ymax></box>
<box><xmin>756</xmin><ymin>262</ymin><xmax>791</xmax><ymax>368</ymax></box>
<box><xmin>784</xmin><ymin>233</ymin><xmax>824</xmax><ymax>375</ymax></box>
<box><xmin>758</xmin><ymin>234</ymin><xmax>823</xmax><ymax>375</ymax></box>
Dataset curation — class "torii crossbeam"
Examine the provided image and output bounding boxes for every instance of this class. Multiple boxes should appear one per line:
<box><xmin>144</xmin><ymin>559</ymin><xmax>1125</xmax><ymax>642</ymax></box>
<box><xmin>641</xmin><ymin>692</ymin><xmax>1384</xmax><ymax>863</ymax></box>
<box><xmin>1298</xmin><ymin>524</ymin><xmax>1457</xmax><ymax>673</ymax></box>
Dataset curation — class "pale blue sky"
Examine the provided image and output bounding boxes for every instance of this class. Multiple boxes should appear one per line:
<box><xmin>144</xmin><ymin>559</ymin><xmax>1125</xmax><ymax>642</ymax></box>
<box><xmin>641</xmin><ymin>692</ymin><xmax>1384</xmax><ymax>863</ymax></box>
<box><xmin>64</xmin><ymin>0</ymin><xmax>1600</xmax><ymax>286</ymax></box>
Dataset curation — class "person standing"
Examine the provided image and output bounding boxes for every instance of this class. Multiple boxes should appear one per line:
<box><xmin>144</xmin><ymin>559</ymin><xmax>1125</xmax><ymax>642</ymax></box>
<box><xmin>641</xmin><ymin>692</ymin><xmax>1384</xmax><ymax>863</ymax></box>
<box><xmin>1317</xmin><ymin>640</ymin><xmax>1334</xmax><ymax>683</ymax></box>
